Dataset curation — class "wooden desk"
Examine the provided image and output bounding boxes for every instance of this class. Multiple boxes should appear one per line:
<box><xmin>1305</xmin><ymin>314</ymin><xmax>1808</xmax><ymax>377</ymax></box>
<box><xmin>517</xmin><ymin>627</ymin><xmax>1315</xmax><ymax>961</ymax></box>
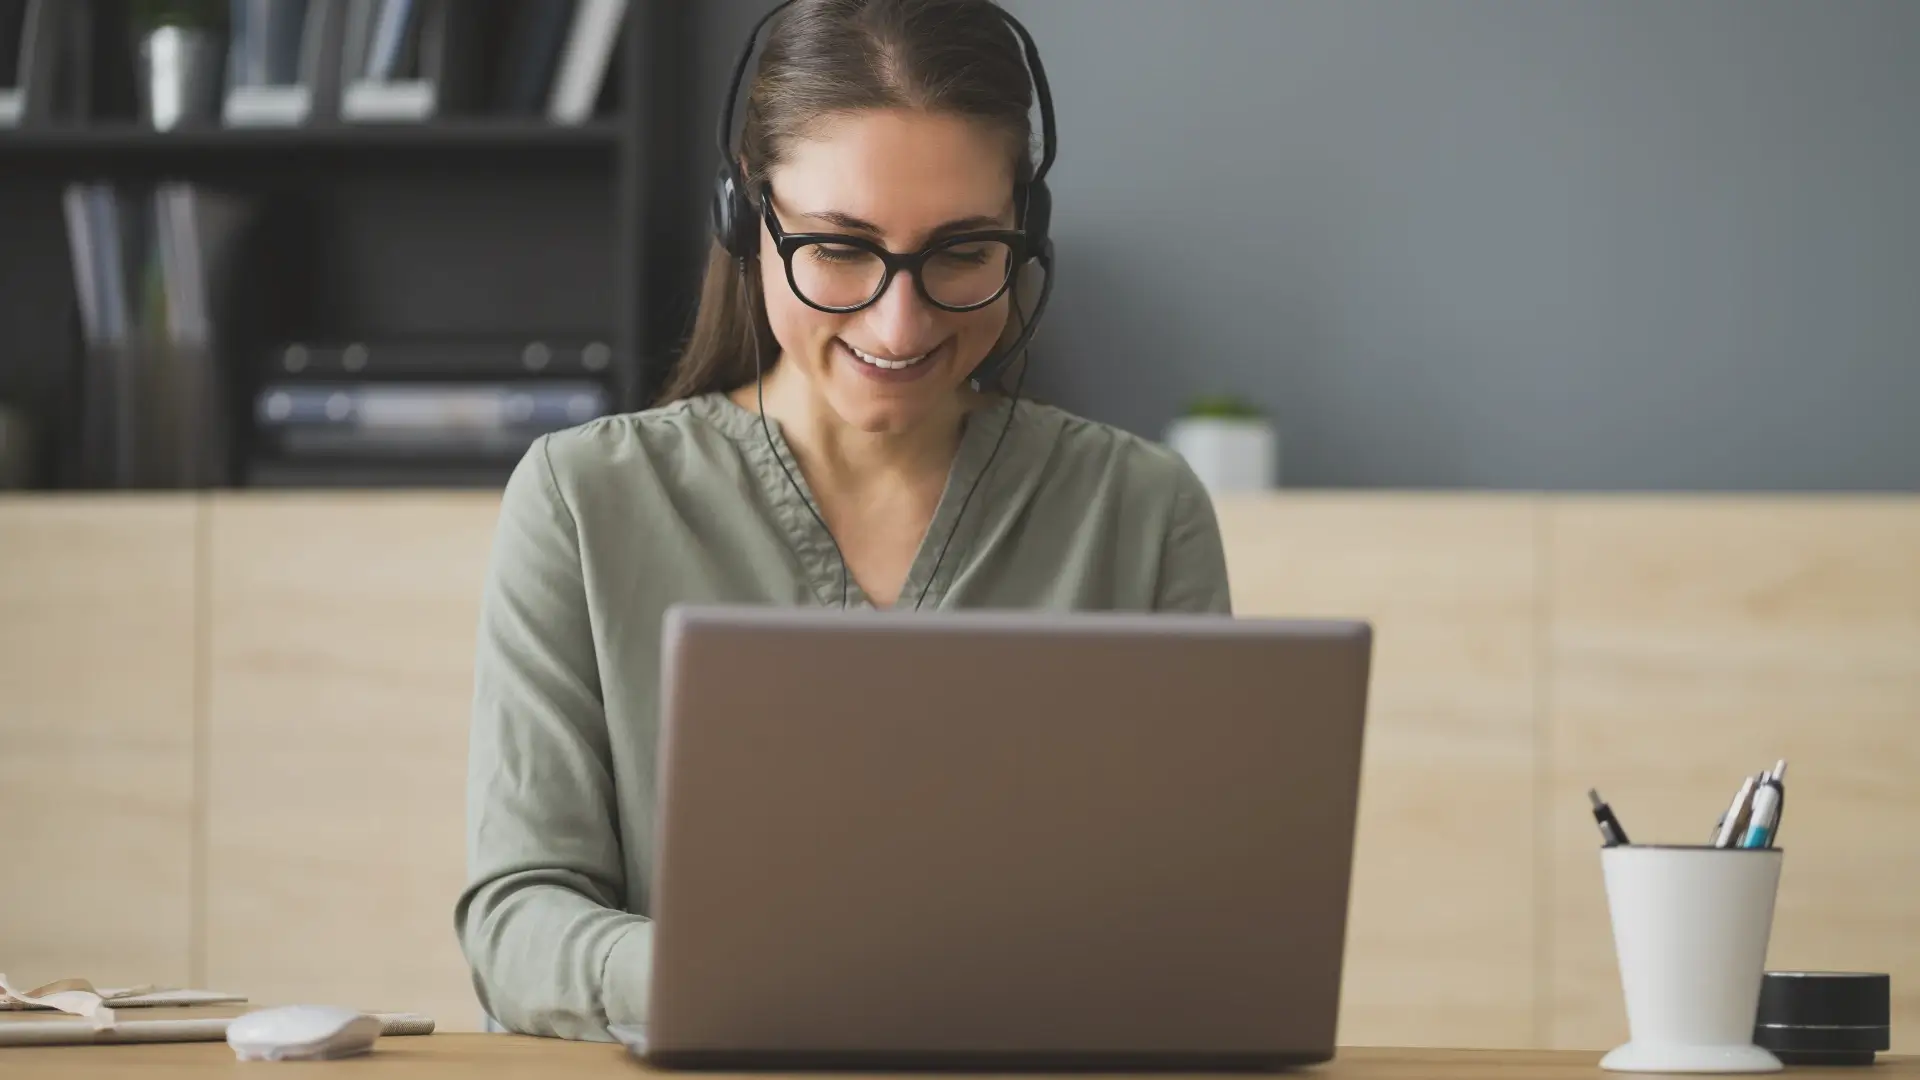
<box><xmin>2</xmin><ymin>1037</ymin><xmax>1914</xmax><ymax>1079</ymax></box>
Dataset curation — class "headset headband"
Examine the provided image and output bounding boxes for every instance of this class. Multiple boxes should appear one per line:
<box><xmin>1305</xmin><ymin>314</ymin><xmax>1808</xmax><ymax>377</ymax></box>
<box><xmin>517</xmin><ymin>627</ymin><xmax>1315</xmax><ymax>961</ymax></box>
<box><xmin>715</xmin><ymin>0</ymin><xmax>1057</xmax><ymax>191</ymax></box>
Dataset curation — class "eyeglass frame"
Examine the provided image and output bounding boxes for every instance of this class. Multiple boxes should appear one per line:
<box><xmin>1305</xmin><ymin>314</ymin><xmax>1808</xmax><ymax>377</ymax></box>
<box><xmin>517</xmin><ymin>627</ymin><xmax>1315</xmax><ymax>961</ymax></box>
<box><xmin>758</xmin><ymin>183</ymin><xmax>1030</xmax><ymax>314</ymax></box>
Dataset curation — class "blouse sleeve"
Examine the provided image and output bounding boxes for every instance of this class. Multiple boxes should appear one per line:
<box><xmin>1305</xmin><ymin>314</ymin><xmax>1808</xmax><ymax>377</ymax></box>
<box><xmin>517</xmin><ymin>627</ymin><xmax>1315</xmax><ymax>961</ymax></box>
<box><xmin>453</xmin><ymin>436</ymin><xmax>653</xmax><ymax>1041</ymax></box>
<box><xmin>1154</xmin><ymin>460</ymin><xmax>1234</xmax><ymax>614</ymax></box>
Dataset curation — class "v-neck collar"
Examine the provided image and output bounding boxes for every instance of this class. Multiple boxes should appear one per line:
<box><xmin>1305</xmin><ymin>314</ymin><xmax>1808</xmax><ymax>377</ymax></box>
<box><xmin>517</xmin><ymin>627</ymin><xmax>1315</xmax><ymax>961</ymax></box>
<box><xmin>694</xmin><ymin>392</ymin><xmax>1018</xmax><ymax>611</ymax></box>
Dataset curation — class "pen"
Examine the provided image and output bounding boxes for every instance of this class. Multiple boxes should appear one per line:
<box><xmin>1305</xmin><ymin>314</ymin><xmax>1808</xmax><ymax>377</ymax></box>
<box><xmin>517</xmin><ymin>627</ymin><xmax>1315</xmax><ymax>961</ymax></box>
<box><xmin>1742</xmin><ymin>760</ymin><xmax>1787</xmax><ymax>848</ymax></box>
<box><xmin>1711</xmin><ymin>773</ymin><xmax>1759</xmax><ymax>849</ymax></box>
<box><xmin>1765</xmin><ymin>759</ymin><xmax>1787</xmax><ymax>845</ymax></box>
<box><xmin>1589</xmin><ymin>788</ymin><xmax>1631</xmax><ymax>847</ymax></box>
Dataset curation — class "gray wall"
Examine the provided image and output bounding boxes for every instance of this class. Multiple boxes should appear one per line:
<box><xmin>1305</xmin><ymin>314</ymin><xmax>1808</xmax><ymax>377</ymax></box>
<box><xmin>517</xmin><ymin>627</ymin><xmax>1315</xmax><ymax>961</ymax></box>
<box><xmin>686</xmin><ymin>0</ymin><xmax>1920</xmax><ymax>491</ymax></box>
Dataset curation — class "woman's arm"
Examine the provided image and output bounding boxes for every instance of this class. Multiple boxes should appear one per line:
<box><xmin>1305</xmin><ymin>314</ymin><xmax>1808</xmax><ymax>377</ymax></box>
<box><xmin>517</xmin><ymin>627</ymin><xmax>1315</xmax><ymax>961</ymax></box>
<box><xmin>453</xmin><ymin>437</ymin><xmax>651</xmax><ymax>1041</ymax></box>
<box><xmin>1154</xmin><ymin>461</ymin><xmax>1234</xmax><ymax>614</ymax></box>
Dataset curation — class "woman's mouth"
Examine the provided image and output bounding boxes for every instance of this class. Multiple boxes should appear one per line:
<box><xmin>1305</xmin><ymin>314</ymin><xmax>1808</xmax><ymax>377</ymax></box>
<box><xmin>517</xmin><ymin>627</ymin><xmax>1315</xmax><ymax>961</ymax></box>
<box><xmin>846</xmin><ymin>342</ymin><xmax>929</xmax><ymax>369</ymax></box>
<box><xmin>837</xmin><ymin>339</ymin><xmax>944</xmax><ymax>383</ymax></box>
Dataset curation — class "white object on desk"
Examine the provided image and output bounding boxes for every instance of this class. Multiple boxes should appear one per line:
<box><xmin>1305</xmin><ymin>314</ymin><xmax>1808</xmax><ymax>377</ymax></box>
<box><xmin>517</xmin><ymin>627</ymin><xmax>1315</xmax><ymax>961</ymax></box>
<box><xmin>1165</xmin><ymin>415</ymin><xmax>1278</xmax><ymax>494</ymax></box>
<box><xmin>1599</xmin><ymin>845</ymin><xmax>1784</xmax><ymax>1073</ymax></box>
<box><xmin>226</xmin><ymin>1005</ymin><xmax>382</xmax><ymax>1061</ymax></box>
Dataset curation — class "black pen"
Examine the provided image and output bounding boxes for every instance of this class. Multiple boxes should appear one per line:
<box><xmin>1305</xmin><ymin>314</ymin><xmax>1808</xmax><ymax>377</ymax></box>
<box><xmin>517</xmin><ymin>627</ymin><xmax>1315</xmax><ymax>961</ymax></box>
<box><xmin>1589</xmin><ymin>788</ymin><xmax>1631</xmax><ymax>847</ymax></box>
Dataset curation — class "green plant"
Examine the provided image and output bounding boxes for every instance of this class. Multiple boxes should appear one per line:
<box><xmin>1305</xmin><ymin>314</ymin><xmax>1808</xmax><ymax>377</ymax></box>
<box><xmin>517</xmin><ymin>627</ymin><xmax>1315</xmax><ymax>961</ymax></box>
<box><xmin>1181</xmin><ymin>393</ymin><xmax>1266</xmax><ymax>420</ymax></box>
<box><xmin>129</xmin><ymin>0</ymin><xmax>227</xmax><ymax>31</ymax></box>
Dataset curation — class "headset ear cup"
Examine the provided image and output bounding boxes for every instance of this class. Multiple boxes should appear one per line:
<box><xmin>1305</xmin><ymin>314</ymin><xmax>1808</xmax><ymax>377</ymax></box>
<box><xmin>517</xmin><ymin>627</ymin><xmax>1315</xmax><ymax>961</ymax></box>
<box><xmin>1022</xmin><ymin>180</ymin><xmax>1052</xmax><ymax>260</ymax></box>
<box><xmin>710</xmin><ymin>167</ymin><xmax>737</xmax><ymax>256</ymax></box>
<box><xmin>711</xmin><ymin>167</ymin><xmax>757</xmax><ymax>260</ymax></box>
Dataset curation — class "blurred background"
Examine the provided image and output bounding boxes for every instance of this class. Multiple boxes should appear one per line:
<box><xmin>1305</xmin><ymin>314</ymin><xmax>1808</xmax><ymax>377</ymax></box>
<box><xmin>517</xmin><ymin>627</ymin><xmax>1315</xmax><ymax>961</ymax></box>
<box><xmin>1</xmin><ymin>0</ymin><xmax>1915</xmax><ymax>1057</ymax></box>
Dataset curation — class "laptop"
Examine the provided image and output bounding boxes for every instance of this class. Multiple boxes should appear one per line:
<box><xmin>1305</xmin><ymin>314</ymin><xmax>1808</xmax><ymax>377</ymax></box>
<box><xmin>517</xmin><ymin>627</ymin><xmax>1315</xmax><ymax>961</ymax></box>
<box><xmin>637</xmin><ymin>605</ymin><xmax>1372</xmax><ymax>1070</ymax></box>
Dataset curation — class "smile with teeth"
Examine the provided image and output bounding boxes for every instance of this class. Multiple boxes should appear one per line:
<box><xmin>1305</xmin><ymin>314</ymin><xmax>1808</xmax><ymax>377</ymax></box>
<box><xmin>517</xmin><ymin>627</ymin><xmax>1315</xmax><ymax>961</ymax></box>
<box><xmin>845</xmin><ymin>341</ymin><xmax>934</xmax><ymax>370</ymax></box>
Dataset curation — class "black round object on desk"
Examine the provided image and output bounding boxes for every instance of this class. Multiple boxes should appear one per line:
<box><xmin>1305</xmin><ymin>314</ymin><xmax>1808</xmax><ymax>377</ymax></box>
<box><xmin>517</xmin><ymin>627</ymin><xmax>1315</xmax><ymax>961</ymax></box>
<box><xmin>1754</xmin><ymin>971</ymin><xmax>1890</xmax><ymax>1065</ymax></box>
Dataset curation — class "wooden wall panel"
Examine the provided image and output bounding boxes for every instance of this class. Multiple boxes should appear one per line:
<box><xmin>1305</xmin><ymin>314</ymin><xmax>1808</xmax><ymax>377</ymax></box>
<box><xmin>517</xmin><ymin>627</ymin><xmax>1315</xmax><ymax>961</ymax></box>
<box><xmin>10</xmin><ymin>489</ymin><xmax>1918</xmax><ymax>1052</ymax></box>
<box><xmin>0</xmin><ymin>496</ymin><xmax>198</xmax><ymax>989</ymax></box>
<box><xmin>1546</xmin><ymin>498</ymin><xmax>1920</xmax><ymax>1052</ymax></box>
<box><xmin>204</xmin><ymin>493</ymin><xmax>501</xmax><ymax>1029</ymax></box>
<box><xmin>1215</xmin><ymin>494</ymin><xmax>1541</xmax><ymax>1049</ymax></box>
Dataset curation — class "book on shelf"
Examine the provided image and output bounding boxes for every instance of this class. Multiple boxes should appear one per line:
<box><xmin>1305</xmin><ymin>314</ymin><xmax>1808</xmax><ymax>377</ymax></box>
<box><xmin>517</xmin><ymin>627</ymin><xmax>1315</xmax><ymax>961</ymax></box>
<box><xmin>2</xmin><ymin>0</ymin><xmax>624</xmax><ymax>130</ymax></box>
<box><xmin>229</xmin><ymin>0</ymin><xmax>312</xmax><ymax>89</ymax></box>
<box><xmin>547</xmin><ymin>0</ymin><xmax>624</xmax><ymax>125</ymax></box>
<box><xmin>338</xmin><ymin>0</ymin><xmax>487</xmax><ymax>122</ymax></box>
<box><xmin>339</xmin><ymin>0</ymin><xmax>626</xmax><ymax>125</ymax></box>
<box><xmin>0</xmin><ymin>0</ymin><xmax>26</xmax><ymax>125</ymax></box>
<box><xmin>225</xmin><ymin>0</ymin><xmax>347</xmax><ymax>127</ymax></box>
<box><xmin>253</xmin><ymin>379</ymin><xmax>609</xmax><ymax>434</ymax></box>
<box><xmin>0</xmin><ymin>0</ymin><xmax>80</xmax><ymax>127</ymax></box>
<box><xmin>244</xmin><ymin>375</ymin><xmax>613</xmax><ymax>486</ymax></box>
<box><xmin>360</xmin><ymin>0</ymin><xmax>418</xmax><ymax>81</ymax></box>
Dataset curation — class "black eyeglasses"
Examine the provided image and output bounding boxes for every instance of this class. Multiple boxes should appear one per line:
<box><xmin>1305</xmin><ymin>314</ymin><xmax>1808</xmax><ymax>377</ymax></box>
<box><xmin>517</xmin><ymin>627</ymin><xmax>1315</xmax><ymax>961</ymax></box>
<box><xmin>760</xmin><ymin>185</ymin><xmax>1027</xmax><ymax>314</ymax></box>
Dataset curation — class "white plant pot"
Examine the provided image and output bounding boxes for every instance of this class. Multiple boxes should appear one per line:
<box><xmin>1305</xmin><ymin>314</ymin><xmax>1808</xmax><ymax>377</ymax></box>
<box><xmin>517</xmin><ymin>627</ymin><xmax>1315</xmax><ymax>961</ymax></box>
<box><xmin>1165</xmin><ymin>416</ymin><xmax>1278</xmax><ymax>495</ymax></box>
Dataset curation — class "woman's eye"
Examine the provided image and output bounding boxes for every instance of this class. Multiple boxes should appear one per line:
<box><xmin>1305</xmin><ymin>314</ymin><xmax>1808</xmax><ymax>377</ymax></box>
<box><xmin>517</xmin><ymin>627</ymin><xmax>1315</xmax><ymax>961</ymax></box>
<box><xmin>807</xmin><ymin>244</ymin><xmax>869</xmax><ymax>265</ymax></box>
<box><xmin>936</xmin><ymin>245</ymin><xmax>992</xmax><ymax>266</ymax></box>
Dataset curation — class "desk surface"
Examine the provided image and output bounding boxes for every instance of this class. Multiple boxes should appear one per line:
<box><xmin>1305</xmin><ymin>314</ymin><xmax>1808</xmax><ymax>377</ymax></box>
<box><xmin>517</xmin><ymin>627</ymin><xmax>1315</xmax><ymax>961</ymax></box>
<box><xmin>3</xmin><ymin>1036</ymin><xmax>1915</xmax><ymax>1079</ymax></box>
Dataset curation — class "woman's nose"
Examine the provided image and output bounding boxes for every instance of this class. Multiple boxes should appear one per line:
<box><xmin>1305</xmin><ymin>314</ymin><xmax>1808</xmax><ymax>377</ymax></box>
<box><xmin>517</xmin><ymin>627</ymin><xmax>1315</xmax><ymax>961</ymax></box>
<box><xmin>859</xmin><ymin>268</ymin><xmax>941</xmax><ymax>355</ymax></box>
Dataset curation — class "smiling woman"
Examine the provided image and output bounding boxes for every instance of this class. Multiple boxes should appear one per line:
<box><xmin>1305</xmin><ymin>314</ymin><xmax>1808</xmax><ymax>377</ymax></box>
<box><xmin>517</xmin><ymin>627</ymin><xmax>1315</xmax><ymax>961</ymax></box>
<box><xmin>454</xmin><ymin>0</ymin><xmax>1235</xmax><ymax>1044</ymax></box>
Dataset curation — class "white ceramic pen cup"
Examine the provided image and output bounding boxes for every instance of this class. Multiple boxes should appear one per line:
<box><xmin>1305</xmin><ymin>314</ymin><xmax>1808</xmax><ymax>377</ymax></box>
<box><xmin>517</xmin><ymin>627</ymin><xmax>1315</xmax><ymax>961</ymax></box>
<box><xmin>1600</xmin><ymin>845</ymin><xmax>1784</xmax><ymax>1073</ymax></box>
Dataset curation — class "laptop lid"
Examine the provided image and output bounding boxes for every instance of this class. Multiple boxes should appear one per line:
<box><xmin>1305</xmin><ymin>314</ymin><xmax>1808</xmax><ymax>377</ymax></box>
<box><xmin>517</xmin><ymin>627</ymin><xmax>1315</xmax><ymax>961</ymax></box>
<box><xmin>644</xmin><ymin>606</ymin><xmax>1372</xmax><ymax>1070</ymax></box>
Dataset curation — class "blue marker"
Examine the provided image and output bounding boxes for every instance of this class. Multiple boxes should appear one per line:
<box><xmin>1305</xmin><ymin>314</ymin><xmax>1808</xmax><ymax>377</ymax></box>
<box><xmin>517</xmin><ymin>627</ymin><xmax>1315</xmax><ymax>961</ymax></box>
<box><xmin>1741</xmin><ymin>760</ymin><xmax>1787</xmax><ymax>848</ymax></box>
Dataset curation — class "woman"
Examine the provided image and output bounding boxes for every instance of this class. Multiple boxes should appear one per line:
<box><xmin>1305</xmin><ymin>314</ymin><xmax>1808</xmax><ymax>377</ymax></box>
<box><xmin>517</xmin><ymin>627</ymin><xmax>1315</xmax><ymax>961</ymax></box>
<box><xmin>455</xmin><ymin>0</ymin><xmax>1232</xmax><ymax>1041</ymax></box>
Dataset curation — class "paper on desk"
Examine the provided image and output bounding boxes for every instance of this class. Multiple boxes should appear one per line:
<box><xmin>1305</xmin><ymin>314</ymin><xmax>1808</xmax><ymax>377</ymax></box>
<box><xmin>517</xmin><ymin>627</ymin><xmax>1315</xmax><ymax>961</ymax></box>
<box><xmin>0</xmin><ymin>975</ymin><xmax>247</xmax><ymax>1030</ymax></box>
<box><xmin>0</xmin><ymin>1008</ymin><xmax>436</xmax><ymax>1047</ymax></box>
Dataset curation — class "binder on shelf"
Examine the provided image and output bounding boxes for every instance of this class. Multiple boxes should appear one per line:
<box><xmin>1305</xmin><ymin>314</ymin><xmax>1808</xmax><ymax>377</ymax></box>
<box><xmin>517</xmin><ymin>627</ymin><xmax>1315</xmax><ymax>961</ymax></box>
<box><xmin>223</xmin><ymin>0</ymin><xmax>348</xmax><ymax>127</ymax></box>
<box><xmin>152</xmin><ymin>183</ymin><xmax>260</xmax><ymax>486</ymax></box>
<box><xmin>339</xmin><ymin>0</ymin><xmax>484</xmax><ymax>122</ymax></box>
<box><xmin>548</xmin><ymin>0</ymin><xmax>624</xmax><ymax>125</ymax></box>
<box><xmin>61</xmin><ymin>182</ymin><xmax>135</xmax><ymax>487</ymax></box>
<box><xmin>60</xmin><ymin>180</ymin><xmax>261</xmax><ymax>489</ymax></box>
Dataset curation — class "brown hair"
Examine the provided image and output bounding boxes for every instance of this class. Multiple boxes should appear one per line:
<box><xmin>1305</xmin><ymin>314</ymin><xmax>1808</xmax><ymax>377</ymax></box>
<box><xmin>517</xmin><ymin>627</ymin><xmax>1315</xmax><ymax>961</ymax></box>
<box><xmin>654</xmin><ymin>0</ymin><xmax>1038</xmax><ymax>406</ymax></box>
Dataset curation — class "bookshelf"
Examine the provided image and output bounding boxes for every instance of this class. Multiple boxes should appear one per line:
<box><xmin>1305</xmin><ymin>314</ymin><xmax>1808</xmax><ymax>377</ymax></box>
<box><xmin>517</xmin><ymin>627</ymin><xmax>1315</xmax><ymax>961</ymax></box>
<box><xmin>0</xmin><ymin>0</ymin><xmax>682</xmax><ymax>491</ymax></box>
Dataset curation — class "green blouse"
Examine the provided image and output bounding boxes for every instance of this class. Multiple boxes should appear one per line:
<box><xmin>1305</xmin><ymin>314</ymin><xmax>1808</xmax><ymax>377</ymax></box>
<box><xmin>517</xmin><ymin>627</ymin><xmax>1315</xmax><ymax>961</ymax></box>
<box><xmin>454</xmin><ymin>391</ymin><xmax>1232</xmax><ymax>1040</ymax></box>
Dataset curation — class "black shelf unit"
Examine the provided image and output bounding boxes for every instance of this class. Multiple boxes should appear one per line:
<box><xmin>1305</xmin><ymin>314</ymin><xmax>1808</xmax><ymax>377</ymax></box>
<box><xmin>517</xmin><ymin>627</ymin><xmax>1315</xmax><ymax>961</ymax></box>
<box><xmin>0</xmin><ymin>0</ymin><xmax>688</xmax><ymax>492</ymax></box>
<box><xmin>0</xmin><ymin>118</ymin><xmax>623</xmax><ymax>157</ymax></box>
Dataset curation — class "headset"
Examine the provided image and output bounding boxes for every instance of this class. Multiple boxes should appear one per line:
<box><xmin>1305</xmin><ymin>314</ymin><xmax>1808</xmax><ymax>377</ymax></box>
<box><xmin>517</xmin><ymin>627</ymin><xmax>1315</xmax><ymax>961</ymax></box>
<box><xmin>711</xmin><ymin>0</ymin><xmax>1059</xmax><ymax>610</ymax></box>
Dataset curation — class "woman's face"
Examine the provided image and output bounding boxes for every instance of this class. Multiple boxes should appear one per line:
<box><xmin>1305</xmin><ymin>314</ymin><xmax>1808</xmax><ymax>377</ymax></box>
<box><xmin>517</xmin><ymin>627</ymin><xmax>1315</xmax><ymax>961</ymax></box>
<box><xmin>759</xmin><ymin>108</ymin><xmax>1017</xmax><ymax>435</ymax></box>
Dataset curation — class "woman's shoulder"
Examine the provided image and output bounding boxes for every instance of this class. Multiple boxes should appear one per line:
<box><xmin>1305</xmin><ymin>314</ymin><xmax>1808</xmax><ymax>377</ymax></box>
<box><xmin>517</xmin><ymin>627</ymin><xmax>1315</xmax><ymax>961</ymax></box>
<box><xmin>528</xmin><ymin>392</ymin><xmax>758</xmax><ymax>492</ymax></box>
<box><xmin>1013</xmin><ymin>398</ymin><xmax>1207</xmax><ymax>505</ymax></box>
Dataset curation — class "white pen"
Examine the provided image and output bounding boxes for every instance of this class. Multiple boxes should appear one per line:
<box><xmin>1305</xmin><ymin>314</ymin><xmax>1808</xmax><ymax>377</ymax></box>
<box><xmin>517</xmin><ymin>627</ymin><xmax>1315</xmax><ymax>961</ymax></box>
<box><xmin>1712</xmin><ymin>773</ymin><xmax>1759</xmax><ymax>848</ymax></box>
